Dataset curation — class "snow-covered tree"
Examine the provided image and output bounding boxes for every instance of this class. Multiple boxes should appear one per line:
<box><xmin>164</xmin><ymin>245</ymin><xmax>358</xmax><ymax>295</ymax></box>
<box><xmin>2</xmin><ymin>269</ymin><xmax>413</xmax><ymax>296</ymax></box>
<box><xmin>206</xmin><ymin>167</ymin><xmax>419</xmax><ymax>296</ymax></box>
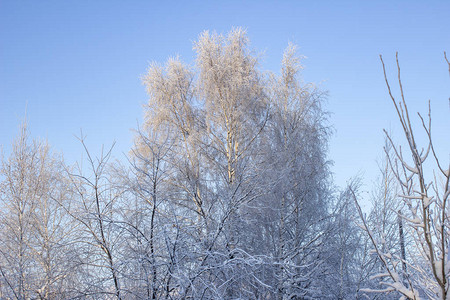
<box><xmin>137</xmin><ymin>28</ymin><xmax>333</xmax><ymax>299</ymax></box>
<box><xmin>354</xmin><ymin>53</ymin><xmax>450</xmax><ymax>299</ymax></box>
<box><xmin>61</xmin><ymin>137</ymin><xmax>125</xmax><ymax>299</ymax></box>
<box><xmin>0</xmin><ymin>121</ymin><xmax>74</xmax><ymax>299</ymax></box>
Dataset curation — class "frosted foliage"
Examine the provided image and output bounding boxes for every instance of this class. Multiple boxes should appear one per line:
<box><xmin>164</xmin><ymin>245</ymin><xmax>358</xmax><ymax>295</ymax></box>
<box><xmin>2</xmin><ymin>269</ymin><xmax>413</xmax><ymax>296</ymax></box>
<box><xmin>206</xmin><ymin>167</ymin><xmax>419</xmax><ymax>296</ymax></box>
<box><xmin>142</xmin><ymin>57</ymin><xmax>195</xmax><ymax>135</ymax></box>
<box><xmin>195</xmin><ymin>29</ymin><xmax>265</xmax><ymax>137</ymax></box>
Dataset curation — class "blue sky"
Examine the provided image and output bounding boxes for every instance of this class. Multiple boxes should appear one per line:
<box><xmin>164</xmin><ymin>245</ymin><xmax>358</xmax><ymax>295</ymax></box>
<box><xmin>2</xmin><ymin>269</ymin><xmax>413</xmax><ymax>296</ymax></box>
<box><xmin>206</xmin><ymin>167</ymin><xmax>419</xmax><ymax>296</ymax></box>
<box><xmin>1</xmin><ymin>1</ymin><xmax>449</xmax><ymax>196</ymax></box>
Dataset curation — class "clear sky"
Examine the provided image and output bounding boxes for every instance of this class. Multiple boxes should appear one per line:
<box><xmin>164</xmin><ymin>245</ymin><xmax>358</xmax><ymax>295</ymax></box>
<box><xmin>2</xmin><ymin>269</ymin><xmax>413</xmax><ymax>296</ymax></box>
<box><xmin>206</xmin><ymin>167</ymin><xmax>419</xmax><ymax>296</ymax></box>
<box><xmin>1</xmin><ymin>0</ymin><xmax>449</xmax><ymax>197</ymax></box>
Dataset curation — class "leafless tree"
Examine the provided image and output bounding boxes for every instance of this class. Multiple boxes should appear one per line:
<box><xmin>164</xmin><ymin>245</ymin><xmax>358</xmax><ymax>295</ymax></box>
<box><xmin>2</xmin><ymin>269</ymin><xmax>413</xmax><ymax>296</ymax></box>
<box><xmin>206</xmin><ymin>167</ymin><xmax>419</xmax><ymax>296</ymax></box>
<box><xmin>61</xmin><ymin>136</ymin><xmax>124</xmax><ymax>299</ymax></box>
<box><xmin>354</xmin><ymin>53</ymin><xmax>450</xmax><ymax>299</ymax></box>
<box><xmin>0</xmin><ymin>121</ymin><xmax>74</xmax><ymax>299</ymax></box>
<box><xmin>139</xmin><ymin>28</ymin><xmax>332</xmax><ymax>299</ymax></box>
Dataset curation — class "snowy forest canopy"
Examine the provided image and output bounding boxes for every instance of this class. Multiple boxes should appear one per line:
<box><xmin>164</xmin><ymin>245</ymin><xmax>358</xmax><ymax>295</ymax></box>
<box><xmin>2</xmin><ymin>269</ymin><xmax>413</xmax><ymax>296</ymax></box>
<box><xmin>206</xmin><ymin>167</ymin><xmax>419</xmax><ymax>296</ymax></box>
<box><xmin>0</xmin><ymin>29</ymin><xmax>449</xmax><ymax>300</ymax></box>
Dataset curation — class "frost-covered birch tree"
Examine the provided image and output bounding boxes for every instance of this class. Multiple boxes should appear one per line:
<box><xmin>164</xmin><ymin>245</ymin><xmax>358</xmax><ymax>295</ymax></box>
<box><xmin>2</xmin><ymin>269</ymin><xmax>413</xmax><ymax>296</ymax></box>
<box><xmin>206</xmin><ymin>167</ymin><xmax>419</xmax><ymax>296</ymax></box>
<box><xmin>138</xmin><ymin>28</ymin><xmax>333</xmax><ymax>299</ymax></box>
<box><xmin>254</xmin><ymin>43</ymin><xmax>332</xmax><ymax>299</ymax></box>
<box><xmin>354</xmin><ymin>53</ymin><xmax>450</xmax><ymax>300</ymax></box>
<box><xmin>61</xmin><ymin>138</ymin><xmax>125</xmax><ymax>299</ymax></box>
<box><xmin>119</xmin><ymin>126</ymin><xmax>177</xmax><ymax>299</ymax></box>
<box><xmin>0</xmin><ymin>121</ymin><xmax>74</xmax><ymax>299</ymax></box>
